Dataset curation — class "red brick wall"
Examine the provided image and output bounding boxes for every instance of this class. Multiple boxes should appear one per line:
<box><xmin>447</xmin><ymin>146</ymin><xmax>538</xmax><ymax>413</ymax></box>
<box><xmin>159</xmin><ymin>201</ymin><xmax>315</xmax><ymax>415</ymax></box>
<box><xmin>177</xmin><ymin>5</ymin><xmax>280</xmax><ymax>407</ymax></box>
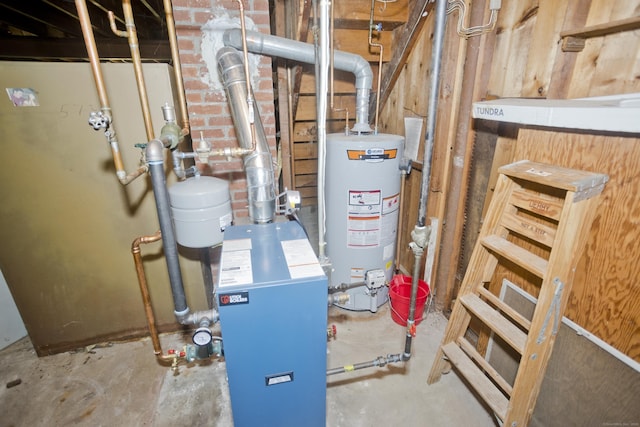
<box><xmin>172</xmin><ymin>0</ymin><xmax>275</xmax><ymax>220</ymax></box>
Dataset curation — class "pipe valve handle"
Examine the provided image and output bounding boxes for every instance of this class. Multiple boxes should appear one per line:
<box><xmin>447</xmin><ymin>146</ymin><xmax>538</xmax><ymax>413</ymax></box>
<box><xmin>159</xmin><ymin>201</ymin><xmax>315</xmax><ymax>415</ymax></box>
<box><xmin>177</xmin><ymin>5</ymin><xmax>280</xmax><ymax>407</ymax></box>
<box><xmin>88</xmin><ymin>111</ymin><xmax>110</xmax><ymax>131</ymax></box>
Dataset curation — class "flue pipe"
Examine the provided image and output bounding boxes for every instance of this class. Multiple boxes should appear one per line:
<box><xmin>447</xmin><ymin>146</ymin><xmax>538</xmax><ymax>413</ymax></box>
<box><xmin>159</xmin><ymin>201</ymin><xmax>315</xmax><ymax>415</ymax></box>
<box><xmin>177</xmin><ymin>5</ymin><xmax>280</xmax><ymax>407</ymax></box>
<box><xmin>223</xmin><ymin>29</ymin><xmax>373</xmax><ymax>133</ymax></box>
<box><xmin>75</xmin><ymin>0</ymin><xmax>147</xmax><ymax>185</ymax></box>
<box><xmin>108</xmin><ymin>0</ymin><xmax>155</xmax><ymax>141</ymax></box>
<box><xmin>162</xmin><ymin>0</ymin><xmax>190</xmax><ymax>136</ymax></box>
<box><xmin>217</xmin><ymin>47</ymin><xmax>276</xmax><ymax>224</ymax></box>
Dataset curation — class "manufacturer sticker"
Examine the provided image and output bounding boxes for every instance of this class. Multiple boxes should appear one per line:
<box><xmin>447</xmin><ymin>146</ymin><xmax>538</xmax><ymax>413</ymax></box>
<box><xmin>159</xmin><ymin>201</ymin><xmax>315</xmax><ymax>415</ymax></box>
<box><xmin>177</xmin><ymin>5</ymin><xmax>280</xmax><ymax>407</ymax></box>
<box><xmin>347</xmin><ymin>148</ymin><xmax>397</xmax><ymax>161</ymax></box>
<box><xmin>218</xmin><ymin>291</ymin><xmax>250</xmax><ymax>306</ymax></box>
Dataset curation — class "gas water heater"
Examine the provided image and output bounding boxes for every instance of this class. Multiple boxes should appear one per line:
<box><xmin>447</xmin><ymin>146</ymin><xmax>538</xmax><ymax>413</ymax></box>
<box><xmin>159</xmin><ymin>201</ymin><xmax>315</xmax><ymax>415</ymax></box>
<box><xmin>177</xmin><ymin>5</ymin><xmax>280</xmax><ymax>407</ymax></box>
<box><xmin>325</xmin><ymin>133</ymin><xmax>404</xmax><ymax>311</ymax></box>
<box><xmin>217</xmin><ymin>221</ymin><xmax>327</xmax><ymax>427</ymax></box>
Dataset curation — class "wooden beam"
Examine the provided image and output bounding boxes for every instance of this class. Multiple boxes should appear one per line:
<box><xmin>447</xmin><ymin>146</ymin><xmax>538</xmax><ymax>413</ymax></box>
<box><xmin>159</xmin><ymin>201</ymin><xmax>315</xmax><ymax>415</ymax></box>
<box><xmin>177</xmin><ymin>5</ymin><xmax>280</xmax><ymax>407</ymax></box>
<box><xmin>369</xmin><ymin>0</ymin><xmax>435</xmax><ymax>118</ymax></box>
<box><xmin>332</xmin><ymin>18</ymin><xmax>406</xmax><ymax>31</ymax></box>
<box><xmin>0</xmin><ymin>36</ymin><xmax>171</xmax><ymax>61</ymax></box>
<box><xmin>333</xmin><ymin>0</ymin><xmax>409</xmax><ymax>22</ymax></box>
<box><xmin>291</xmin><ymin>0</ymin><xmax>313</xmax><ymax>122</ymax></box>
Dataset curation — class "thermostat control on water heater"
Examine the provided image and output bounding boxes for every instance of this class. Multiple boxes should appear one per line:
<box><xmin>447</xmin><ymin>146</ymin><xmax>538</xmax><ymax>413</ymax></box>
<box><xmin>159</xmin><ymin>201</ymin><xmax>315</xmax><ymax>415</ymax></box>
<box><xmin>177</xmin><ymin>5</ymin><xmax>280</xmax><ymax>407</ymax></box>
<box><xmin>365</xmin><ymin>269</ymin><xmax>386</xmax><ymax>290</ymax></box>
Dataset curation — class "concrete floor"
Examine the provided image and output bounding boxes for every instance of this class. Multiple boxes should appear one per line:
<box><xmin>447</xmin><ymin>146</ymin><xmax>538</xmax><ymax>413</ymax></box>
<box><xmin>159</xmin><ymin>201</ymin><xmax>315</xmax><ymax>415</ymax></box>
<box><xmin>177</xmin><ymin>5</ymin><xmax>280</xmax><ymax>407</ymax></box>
<box><xmin>0</xmin><ymin>304</ymin><xmax>497</xmax><ymax>427</ymax></box>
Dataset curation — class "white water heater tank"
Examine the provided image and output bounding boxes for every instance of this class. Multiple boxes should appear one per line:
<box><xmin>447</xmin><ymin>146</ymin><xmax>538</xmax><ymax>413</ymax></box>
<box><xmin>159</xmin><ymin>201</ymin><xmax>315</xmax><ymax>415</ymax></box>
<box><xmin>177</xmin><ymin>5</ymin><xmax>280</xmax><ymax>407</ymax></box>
<box><xmin>169</xmin><ymin>175</ymin><xmax>233</xmax><ymax>248</ymax></box>
<box><xmin>325</xmin><ymin>133</ymin><xmax>403</xmax><ymax>311</ymax></box>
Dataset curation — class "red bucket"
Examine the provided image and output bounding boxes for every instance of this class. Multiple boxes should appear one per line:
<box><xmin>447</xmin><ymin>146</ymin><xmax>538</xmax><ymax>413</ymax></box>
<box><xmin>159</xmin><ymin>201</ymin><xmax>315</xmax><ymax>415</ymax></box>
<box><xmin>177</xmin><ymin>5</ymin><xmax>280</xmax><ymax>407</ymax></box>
<box><xmin>389</xmin><ymin>274</ymin><xmax>430</xmax><ymax>326</ymax></box>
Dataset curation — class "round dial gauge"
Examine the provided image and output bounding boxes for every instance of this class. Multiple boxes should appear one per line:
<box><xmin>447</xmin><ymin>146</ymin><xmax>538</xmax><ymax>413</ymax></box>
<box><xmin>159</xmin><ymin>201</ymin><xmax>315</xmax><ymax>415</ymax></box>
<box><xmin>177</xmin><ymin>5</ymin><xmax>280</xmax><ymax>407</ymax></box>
<box><xmin>192</xmin><ymin>328</ymin><xmax>213</xmax><ymax>346</ymax></box>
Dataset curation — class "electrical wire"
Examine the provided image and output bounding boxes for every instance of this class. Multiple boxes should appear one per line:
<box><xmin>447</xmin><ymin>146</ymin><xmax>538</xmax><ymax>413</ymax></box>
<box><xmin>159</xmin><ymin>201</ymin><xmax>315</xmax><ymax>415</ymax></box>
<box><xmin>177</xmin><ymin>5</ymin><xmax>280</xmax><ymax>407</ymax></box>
<box><xmin>447</xmin><ymin>0</ymin><xmax>500</xmax><ymax>39</ymax></box>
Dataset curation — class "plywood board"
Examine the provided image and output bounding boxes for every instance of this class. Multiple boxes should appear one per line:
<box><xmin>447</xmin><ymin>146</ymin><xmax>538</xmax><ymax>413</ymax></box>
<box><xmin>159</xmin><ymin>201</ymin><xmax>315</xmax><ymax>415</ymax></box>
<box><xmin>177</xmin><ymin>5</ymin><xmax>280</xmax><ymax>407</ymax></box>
<box><xmin>505</xmin><ymin>128</ymin><xmax>640</xmax><ymax>360</ymax></box>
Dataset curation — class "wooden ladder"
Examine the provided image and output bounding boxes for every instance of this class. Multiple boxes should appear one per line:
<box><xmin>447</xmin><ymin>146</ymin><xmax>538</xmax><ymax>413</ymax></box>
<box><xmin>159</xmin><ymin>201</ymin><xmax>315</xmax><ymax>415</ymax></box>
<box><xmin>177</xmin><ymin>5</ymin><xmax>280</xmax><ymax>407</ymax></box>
<box><xmin>427</xmin><ymin>160</ymin><xmax>608</xmax><ymax>427</ymax></box>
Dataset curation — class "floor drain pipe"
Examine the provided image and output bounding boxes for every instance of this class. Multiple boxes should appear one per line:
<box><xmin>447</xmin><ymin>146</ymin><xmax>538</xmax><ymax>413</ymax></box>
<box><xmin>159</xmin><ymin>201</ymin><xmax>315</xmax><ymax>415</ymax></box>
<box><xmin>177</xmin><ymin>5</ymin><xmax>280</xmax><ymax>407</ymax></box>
<box><xmin>146</xmin><ymin>139</ymin><xmax>189</xmax><ymax>319</ymax></box>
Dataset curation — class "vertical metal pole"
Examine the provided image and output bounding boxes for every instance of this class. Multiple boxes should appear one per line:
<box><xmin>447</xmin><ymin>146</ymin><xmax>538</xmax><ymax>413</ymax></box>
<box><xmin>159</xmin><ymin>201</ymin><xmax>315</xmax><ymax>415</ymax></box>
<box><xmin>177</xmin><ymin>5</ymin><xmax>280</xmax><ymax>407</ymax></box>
<box><xmin>417</xmin><ymin>0</ymin><xmax>448</xmax><ymax>227</ymax></box>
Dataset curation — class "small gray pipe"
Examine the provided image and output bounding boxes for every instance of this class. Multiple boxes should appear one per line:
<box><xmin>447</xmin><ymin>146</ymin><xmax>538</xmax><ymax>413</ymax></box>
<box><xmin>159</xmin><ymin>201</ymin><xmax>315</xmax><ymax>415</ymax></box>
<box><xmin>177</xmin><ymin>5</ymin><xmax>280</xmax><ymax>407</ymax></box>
<box><xmin>146</xmin><ymin>139</ymin><xmax>189</xmax><ymax>318</ymax></box>
<box><xmin>417</xmin><ymin>0</ymin><xmax>448</xmax><ymax>227</ymax></box>
<box><xmin>217</xmin><ymin>47</ymin><xmax>276</xmax><ymax>223</ymax></box>
<box><xmin>223</xmin><ymin>28</ymin><xmax>373</xmax><ymax>133</ymax></box>
<box><xmin>327</xmin><ymin>353</ymin><xmax>402</xmax><ymax>376</ymax></box>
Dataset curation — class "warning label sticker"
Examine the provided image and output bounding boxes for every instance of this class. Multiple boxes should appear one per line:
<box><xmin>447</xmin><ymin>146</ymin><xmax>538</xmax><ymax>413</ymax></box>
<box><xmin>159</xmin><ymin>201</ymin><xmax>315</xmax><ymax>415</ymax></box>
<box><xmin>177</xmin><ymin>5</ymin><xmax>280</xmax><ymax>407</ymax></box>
<box><xmin>347</xmin><ymin>190</ymin><xmax>381</xmax><ymax>248</ymax></box>
<box><xmin>219</xmin><ymin>238</ymin><xmax>253</xmax><ymax>287</ymax></box>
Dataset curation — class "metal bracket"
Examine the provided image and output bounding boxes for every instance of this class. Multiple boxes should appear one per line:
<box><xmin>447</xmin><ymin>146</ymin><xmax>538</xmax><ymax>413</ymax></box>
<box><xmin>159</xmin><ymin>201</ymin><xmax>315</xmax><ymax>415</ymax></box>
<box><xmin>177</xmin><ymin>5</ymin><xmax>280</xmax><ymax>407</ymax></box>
<box><xmin>537</xmin><ymin>277</ymin><xmax>564</xmax><ymax>344</ymax></box>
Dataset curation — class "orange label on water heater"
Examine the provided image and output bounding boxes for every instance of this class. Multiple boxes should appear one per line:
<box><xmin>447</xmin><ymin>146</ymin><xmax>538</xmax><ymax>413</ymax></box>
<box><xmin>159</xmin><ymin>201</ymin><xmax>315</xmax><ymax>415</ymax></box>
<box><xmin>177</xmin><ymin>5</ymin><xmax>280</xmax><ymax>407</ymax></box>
<box><xmin>347</xmin><ymin>148</ymin><xmax>397</xmax><ymax>161</ymax></box>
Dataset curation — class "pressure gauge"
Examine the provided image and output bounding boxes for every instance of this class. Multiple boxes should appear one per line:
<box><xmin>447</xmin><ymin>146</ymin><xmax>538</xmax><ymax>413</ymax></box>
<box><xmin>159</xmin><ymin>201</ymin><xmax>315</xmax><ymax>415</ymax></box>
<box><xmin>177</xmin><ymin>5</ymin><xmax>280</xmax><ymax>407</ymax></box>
<box><xmin>192</xmin><ymin>327</ymin><xmax>213</xmax><ymax>346</ymax></box>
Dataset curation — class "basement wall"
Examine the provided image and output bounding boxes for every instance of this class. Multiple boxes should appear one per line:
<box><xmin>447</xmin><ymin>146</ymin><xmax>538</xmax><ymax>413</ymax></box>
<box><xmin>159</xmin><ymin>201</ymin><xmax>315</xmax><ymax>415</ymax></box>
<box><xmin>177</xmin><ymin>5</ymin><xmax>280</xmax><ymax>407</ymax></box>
<box><xmin>0</xmin><ymin>62</ymin><xmax>206</xmax><ymax>355</ymax></box>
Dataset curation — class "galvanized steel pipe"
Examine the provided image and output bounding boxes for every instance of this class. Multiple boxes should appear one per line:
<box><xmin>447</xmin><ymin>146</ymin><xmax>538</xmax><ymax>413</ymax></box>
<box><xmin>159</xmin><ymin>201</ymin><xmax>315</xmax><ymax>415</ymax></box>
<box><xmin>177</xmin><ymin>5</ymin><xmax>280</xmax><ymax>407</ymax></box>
<box><xmin>222</xmin><ymin>29</ymin><xmax>373</xmax><ymax>133</ymax></box>
<box><xmin>217</xmin><ymin>47</ymin><xmax>276</xmax><ymax>224</ymax></box>
<box><xmin>417</xmin><ymin>0</ymin><xmax>448</xmax><ymax>228</ymax></box>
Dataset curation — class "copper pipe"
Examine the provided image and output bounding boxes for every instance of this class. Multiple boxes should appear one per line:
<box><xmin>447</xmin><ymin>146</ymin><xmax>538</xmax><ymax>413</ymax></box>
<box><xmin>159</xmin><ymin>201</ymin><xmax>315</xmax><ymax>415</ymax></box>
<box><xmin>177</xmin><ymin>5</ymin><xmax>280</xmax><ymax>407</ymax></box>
<box><xmin>163</xmin><ymin>0</ymin><xmax>190</xmax><ymax>136</ymax></box>
<box><xmin>77</xmin><ymin>0</ymin><xmax>110</xmax><ymax>109</ymax></box>
<box><xmin>109</xmin><ymin>1</ymin><xmax>155</xmax><ymax>141</ymax></box>
<box><xmin>394</xmin><ymin>170</ymin><xmax>407</xmax><ymax>273</ymax></box>
<box><xmin>368</xmin><ymin>0</ymin><xmax>384</xmax><ymax>133</ymax></box>
<box><xmin>131</xmin><ymin>231</ymin><xmax>179</xmax><ymax>365</ymax></box>
<box><xmin>75</xmin><ymin>0</ymin><xmax>146</xmax><ymax>185</ymax></box>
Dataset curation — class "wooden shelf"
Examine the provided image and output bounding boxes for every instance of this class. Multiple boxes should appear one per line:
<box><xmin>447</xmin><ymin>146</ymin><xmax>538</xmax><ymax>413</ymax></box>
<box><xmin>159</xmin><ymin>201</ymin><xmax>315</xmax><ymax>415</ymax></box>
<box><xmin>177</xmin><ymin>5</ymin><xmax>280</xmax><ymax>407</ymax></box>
<box><xmin>560</xmin><ymin>16</ymin><xmax>640</xmax><ymax>52</ymax></box>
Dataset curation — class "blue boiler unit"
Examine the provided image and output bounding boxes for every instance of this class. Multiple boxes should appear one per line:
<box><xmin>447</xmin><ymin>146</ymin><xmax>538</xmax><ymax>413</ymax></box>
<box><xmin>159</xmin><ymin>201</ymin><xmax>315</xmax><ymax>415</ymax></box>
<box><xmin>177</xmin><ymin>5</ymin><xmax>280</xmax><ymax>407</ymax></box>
<box><xmin>217</xmin><ymin>221</ymin><xmax>327</xmax><ymax>427</ymax></box>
